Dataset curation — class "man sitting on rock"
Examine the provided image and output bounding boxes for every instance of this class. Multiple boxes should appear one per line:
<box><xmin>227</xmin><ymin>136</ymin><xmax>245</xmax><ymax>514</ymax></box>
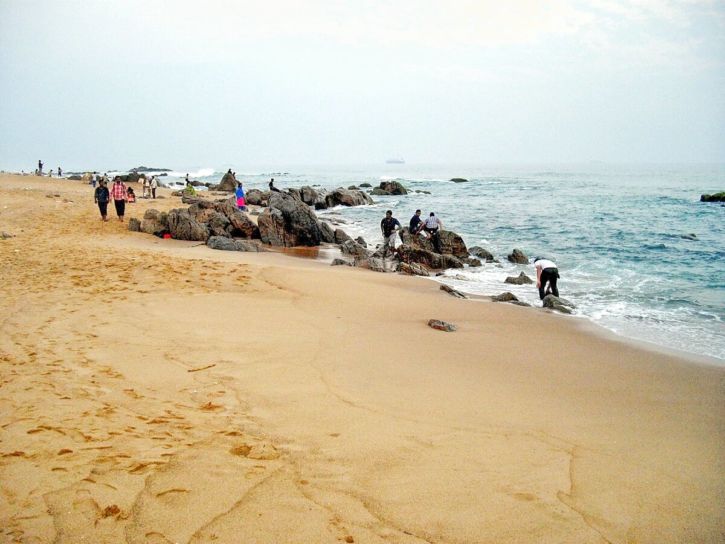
<box><xmin>409</xmin><ymin>209</ymin><xmax>424</xmax><ymax>235</ymax></box>
<box><xmin>380</xmin><ymin>210</ymin><xmax>401</xmax><ymax>258</ymax></box>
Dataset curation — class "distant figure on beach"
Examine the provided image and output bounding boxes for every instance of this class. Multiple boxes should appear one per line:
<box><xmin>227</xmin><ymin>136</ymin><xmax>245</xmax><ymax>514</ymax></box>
<box><xmin>102</xmin><ymin>172</ymin><xmax>109</xmax><ymax>185</ymax></box>
<box><xmin>185</xmin><ymin>173</ymin><xmax>190</xmax><ymax>184</ymax></box>
<box><xmin>150</xmin><ymin>176</ymin><xmax>158</xmax><ymax>199</ymax></box>
<box><xmin>235</xmin><ymin>182</ymin><xmax>247</xmax><ymax>211</ymax></box>
<box><xmin>38</xmin><ymin>160</ymin><xmax>43</xmax><ymax>175</ymax></box>
<box><xmin>380</xmin><ymin>210</ymin><xmax>401</xmax><ymax>257</ymax></box>
<box><xmin>534</xmin><ymin>257</ymin><xmax>560</xmax><ymax>299</ymax></box>
<box><xmin>409</xmin><ymin>209</ymin><xmax>423</xmax><ymax>234</ymax></box>
<box><xmin>269</xmin><ymin>178</ymin><xmax>280</xmax><ymax>192</ymax></box>
<box><xmin>58</xmin><ymin>167</ymin><xmax>62</xmax><ymax>177</ymax></box>
<box><xmin>48</xmin><ymin>169</ymin><xmax>54</xmax><ymax>178</ymax></box>
<box><xmin>94</xmin><ymin>180</ymin><xmax>110</xmax><ymax>222</ymax></box>
<box><xmin>142</xmin><ymin>176</ymin><xmax>150</xmax><ymax>198</ymax></box>
<box><xmin>423</xmin><ymin>212</ymin><xmax>443</xmax><ymax>252</ymax></box>
<box><xmin>110</xmin><ymin>177</ymin><xmax>128</xmax><ymax>222</ymax></box>
<box><xmin>127</xmin><ymin>186</ymin><xmax>136</xmax><ymax>203</ymax></box>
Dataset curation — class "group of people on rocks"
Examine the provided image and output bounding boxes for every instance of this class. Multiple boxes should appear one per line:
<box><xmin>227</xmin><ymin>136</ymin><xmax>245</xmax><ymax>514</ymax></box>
<box><xmin>380</xmin><ymin>208</ymin><xmax>559</xmax><ymax>300</ymax></box>
<box><xmin>380</xmin><ymin>209</ymin><xmax>444</xmax><ymax>257</ymax></box>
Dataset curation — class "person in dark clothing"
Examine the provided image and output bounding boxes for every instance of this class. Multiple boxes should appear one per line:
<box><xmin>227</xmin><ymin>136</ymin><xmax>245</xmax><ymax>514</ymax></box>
<box><xmin>269</xmin><ymin>178</ymin><xmax>280</xmax><ymax>192</ymax></box>
<box><xmin>94</xmin><ymin>180</ymin><xmax>110</xmax><ymax>221</ymax></box>
<box><xmin>38</xmin><ymin>160</ymin><xmax>43</xmax><ymax>175</ymax></box>
<box><xmin>409</xmin><ymin>209</ymin><xmax>423</xmax><ymax>234</ymax></box>
<box><xmin>380</xmin><ymin>210</ymin><xmax>401</xmax><ymax>257</ymax></box>
<box><xmin>534</xmin><ymin>257</ymin><xmax>560</xmax><ymax>299</ymax></box>
<box><xmin>423</xmin><ymin>212</ymin><xmax>443</xmax><ymax>253</ymax></box>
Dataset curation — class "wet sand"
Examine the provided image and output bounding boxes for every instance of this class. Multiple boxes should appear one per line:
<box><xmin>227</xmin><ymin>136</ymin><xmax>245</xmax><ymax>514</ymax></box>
<box><xmin>0</xmin><ymin>173</ymin><xmax>723</xmax><ymax>543</ymax></box>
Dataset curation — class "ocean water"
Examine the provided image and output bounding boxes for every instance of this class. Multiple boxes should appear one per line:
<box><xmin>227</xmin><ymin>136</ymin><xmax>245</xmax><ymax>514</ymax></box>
<box><xmin>161</xmin><ymin>164</ymin><xmax>725</xmax><ymax>361</ymax></box>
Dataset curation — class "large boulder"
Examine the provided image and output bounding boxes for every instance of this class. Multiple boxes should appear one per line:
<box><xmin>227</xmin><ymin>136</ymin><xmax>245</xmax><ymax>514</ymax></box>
<box><xmin>257</xmin><ymin>192</ymin><xmax>323</xmax><ymax>247</ymax></box>
<box><xmin>207</xmin><ymin>212</ymin><xmax>231</xmax><ymax>237</ymax></box>
<box><xmin>217</xmin><ymin>172</ymin><xmax>237</xmax><ymax>192</ymax></box>
<box><xmin>188</xmin><ymin>200</ymin><xmax>218</xmax><ymax>223</ymax></box>
<box><xmin>245</xmin><ymin>189</ymin><xmax>269</xmax><ymax>206</ymax></box>
<box><xmin>214</xmin><ymin>198</ymin><xmax>259</xmax><ymax>238</ymax></box>
<box><xmin>141</xmin><ymin>209</ymin><xmax>169</xmax><ymax>235</ymax></box>
<box><xmin>334</xmin><ymin>228</ymin><xmax>352</xmax><ymax>244</ymax></box>
<box><xmin>399</xmin><ymin>262</ymin><xmax>431</xmax><ymax>276</ymax></box>
<box><xmin>399</xmin><ymin>227</ymin><xmax>468</xmax><ymax>258</ymax></box>
<box><xmin>300</xmin><ymin>186</ymin><xmax>319</xmax><ymax>206</ymax></box>
<box><xmin>507</xmin><ymin>248</ymin><xmax>529</xmax><ymax>264</ymax></box>
<box><xmin>127</xmin><ymin>218</ymin><xmax>141</xmax><ymax>232</ymax></box>
<box><xmin>375</xmin><ymin>180</ymin><xmax>408</xmax><ymax>195</ymax></box>
<box><xmin>207</xmin><ymin>236</ymin><xmax>263</xmax><ymax>252</ymax></box>
<box><xmin>167</xmin><ymin>209</ymin><xmax>209</xmax><ymax>241</ymax></box>
<box><xmin>396</xmin><ymin>244</ymin><xmax>464</xmax><ymax>270</ymax></box>
<box><xmin>324</xmin><ymin>188</ymin><xmax>374</xmax><ymax>208</ymax></box>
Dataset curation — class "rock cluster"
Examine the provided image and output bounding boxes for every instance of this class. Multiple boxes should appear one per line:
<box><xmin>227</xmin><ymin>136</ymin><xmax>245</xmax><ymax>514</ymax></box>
<box><xmin>371</xmin><ymin>180</ymin><xmax>408</xmax><ymax>196</ymax></box>
<box><xmin>700</xmin><ymin>192</ymin><xmax>725</xmax><ymax>202</ymax></box>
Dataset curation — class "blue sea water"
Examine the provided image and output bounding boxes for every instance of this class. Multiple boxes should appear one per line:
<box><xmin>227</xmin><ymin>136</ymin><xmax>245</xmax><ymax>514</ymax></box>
<box><xmin>162</xmin><ymin>163</ymin><xmax>725</xmax><ymax>361</ymax></box>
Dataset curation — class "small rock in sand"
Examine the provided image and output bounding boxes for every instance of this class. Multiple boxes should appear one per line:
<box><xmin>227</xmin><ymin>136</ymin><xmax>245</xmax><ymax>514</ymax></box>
<box><xmin>428</xmin><ymin>319</ymin><xmax>457</xmax><ymax>332</ymax></box>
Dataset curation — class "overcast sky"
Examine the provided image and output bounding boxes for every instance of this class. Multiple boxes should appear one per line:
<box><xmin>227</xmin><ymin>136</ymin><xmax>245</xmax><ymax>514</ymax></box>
<box><xmin>1</xmin><ymin>0</ymin><xmax>723</xmax><ymax>171</ymax></box>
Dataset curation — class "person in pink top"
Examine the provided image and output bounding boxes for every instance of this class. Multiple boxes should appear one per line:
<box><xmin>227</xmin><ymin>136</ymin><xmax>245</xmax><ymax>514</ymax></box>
<box><xmin>110</xmin><ymin>176</ymin><xmax>128</xmax><ymax>222</ymax></box>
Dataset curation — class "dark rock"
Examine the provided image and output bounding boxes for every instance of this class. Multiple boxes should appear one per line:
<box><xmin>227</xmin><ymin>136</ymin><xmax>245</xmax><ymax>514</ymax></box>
<box><xmin>188</xmin><ymin>200</ymin><xmax>219</xmax><ymax>223</ymax></box>
<box><xmin>331</xmin><ymin>258</ymin><xmax>353</xmax><ymax>266</ymax></box>
<box><xmin>130</xmin><ymin>166</ymin><xmax>171</xmax><ymax>173</ymax></box>
<box><xmin>68</xmin><ymin>175</ymin><xmax>82</xmax><ymax>180</ymax></box>
<box><xmin>700</xmin><ymin>192</ymin><xmax>725</xmax><ymax>202</ymax></box>
<box><xmin>542</xmin><ymin>295</ymin><xmax>576</xmax><ymax>314</ymax></box>
<box><xmin>181</xmin><ymin>195</ymin><xmax>205</xmax><ymax>205</ymax></box>
<box><xmin>334</xmin><ymin>229</ymin><xmax>352</xmax><ymax>244</ymax></box>
<box><xmin>469</xmin><ymin>246</ymin><xmax>497</xmax><ymax>262</ymax></box>
<box><xmin>505</xmin><ymin>272</ymin><xmax>534</xmax><ymax>285</ymax></box>
<box><xmin>207</xmin><ymin>236</ymin><xmax>263</xmax><ymax>252</ymax></box>
<box><xmin>217</xmin><ymin>172</ymin><xmax>237</xmax><ymax>192</ymax></box>
<box><xmin>359</xmin><ymin>183</ymin><xmax>372</xmax><ymax>188</ymax></box>
<box><xmin>371</xmin><ymin>187</ymin><xmax>389</xmax><ymax>196</ymax></box>
<box><xmin>491</xmin><ymin>292</ymin><xmax>519</xmax><ymax>302</ymax></box>
<box><xmin>399</xmin><ymin>262</ymin><xmax>430</xmax><ymax>276</ymax></box>
<box><xmin>396</xmin><ymin>244</ymin><xmax>464</xmax><ymax>269</ymax></box>
<box><xmin>358</xmin><ymin>256</ymin><xmax>398</xmax><ymax>273</ymax></box>
<box><xmin>340</xmin><ymin>239</ymin><xmax>370</xmax><ymax>260</ymax></box>
<box><xmin>286</xmin><ymin>188</ymin><xmax>302</xmax><ymax>202</ymax></box>
<box><xmin>318</xmin><ymin>221</ymin><xmax>335</xmax><ymax>243</ymax></box>
<box><xmin>190</xmin><ymin>180</ymin><xmax>204</xmax><ymax>187</ymax></box>
<box><xmin>167</xmin><ymin>209</ymin><xmax>209</xmax><ymax>241</ymax></box>
<box><xmin>463</xmin><ymin>257</ymin><xmax>482</xmax><ymax>267</ymax></box>
<box><xmin>680</xmin><ymin>233</ymin><xmax>697</xmax><ymax>240</ymax></box>
<box><xmin>325</xmin><ymin>188</ymin><xmax>374</xmax><ymax>207</ymax></box>
<box><xmin>171</xmin><ymin>190</ymin><xmax>183</xmax><ymax>197</ymax></box>
<box><xmin>355</xmin><ymin>236</ymin><xmax>367</xmax><ymax>248</ymax></box>
<box><xmin>398</xmin><ymin>228</ymin><xmax>468</xmax><ymax>258</ymax></box>
<box><xmin>415</xmin><ymin>190</ymin><xmax>431</xmax><ymax>194</ymax></box>
<box><xmin>450</xmin><ymin>178</ymin><xmax>469</xmax><ymax>183</ymax></box>
<box><xmin>428</xmin><ymin>319</ymin><xmax>457</xmax><ymax>332</ymax></box>
<box><xmin>245</xmin><ymin>189</ymin><xmax>269</xmax><ymax>206</ymax></box>
<box><xmin>141</xmin><ymin>209</ymin><xmax>169</xmax><ymax>235</ymax></box>
<box><xmin>258</xmin><ymin>192</ymin><xmax>323</xmax><ymax>247</ymax></box>
<box><xmin>299</xmin><ymin>186</ymin><xmax>319</xmax><ymax>206</ymax></box>
<box><xmin>507</xmin><ymin>248</ymin><xmax>529</xmax><ymax>264</ymax></box>
<box><xmin>214</xmin><ymin>199</ymin><xmax>260</xmax><ymax>238</ymax></box>
<box><xmin>207</xmin><ymin>212</ymin><xmax>231</xmax><ymax>237</ymax></box>
<box><xmin>347</xmin><ymin>185</ymin><xmax>358</xmax><ymax>190</ymax></box>
<box><xmin>378</xmin><ymin>180</ymin><xmax>408</xmax><ymax>195</ymax></box>
<box><xmin>440</xmin><ymin>284</ymin><xmax>467</xmax><ymax>298</ymax></box>
<box><xmin>127</xmin><ymin>218</ymin><xmax>141</xmax><ymax>232</ymax></box>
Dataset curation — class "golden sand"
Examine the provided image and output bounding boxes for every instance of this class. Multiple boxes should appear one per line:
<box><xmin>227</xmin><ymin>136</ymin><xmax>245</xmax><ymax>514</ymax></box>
<box><xmin>0</xmin><ymin>174</ymin><xmax>723</xmax><ymax>543</ymax></box>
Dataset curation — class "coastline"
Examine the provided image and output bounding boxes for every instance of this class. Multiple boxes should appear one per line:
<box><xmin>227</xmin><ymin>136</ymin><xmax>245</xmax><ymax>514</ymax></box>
<box><xmin>1</xmin><ymin>173</ymin><xmax>723</xmax><ymax>542</ymax></box>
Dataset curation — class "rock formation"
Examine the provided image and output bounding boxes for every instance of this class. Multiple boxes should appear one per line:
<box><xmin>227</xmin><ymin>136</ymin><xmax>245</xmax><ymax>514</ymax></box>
<box><xmin>507</xmin><ymin>248</ymin><xmax>529</xmax><ymax>264</ymax></box>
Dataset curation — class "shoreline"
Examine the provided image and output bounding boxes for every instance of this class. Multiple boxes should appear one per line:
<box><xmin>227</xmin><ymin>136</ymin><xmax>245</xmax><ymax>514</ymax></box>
<box><xmin>1</xmin><ymin>173</ymin><xmax>724</xmax><ymax>542</ymax></box>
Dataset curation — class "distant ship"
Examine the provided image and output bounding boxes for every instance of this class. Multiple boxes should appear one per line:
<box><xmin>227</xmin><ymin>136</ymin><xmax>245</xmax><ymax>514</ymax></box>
<box><xmin>386</xmin><ymin>158</ymin><xmax>405</xmax><ymax>164</ymax></box>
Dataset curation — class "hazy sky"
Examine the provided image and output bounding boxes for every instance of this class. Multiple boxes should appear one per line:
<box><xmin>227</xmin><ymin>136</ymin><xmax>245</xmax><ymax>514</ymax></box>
<box><xmin>1</xmin><ymin>0</ymin><xmax>723</xmax><ymax>170</ymax></box>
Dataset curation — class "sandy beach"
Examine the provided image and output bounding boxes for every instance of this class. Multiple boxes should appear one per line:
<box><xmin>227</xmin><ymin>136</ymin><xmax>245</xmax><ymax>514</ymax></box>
<box><xmin>0</xmin><ymin>173</ymin><xmax>723</xmax><ymax>543</ymax></box>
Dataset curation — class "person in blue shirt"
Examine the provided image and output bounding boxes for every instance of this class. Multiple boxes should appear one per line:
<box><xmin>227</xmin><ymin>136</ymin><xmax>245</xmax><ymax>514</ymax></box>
<box><xmin>235</xmin><ymin>182</ymin><xmax>246</xmax><ymax>211</ymax></box>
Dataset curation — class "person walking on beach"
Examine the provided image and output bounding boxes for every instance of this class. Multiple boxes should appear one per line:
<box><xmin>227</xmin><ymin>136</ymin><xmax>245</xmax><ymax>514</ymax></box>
<box><xmin>150</xmin><ymin>175</ymin><xmax>158</xmax><ymax>199</ymax></box>
<box><xmin>534</xmin><ymin>257</ymin><xmax>560</xmax><ymax>299</ymax></box>
<box><xmin>423</xmin><ymin>212</ymin><xmax>443</xmax><ymax>252</ymax></box>
<box><xmin>409</xmin><ymin>209</ymin><xmax>424</xmax><ymax>235</ymax></box>
<box><xmin>94</xmin><ymin>180</ymin><xmax>110</xmax><ymax>222</ymax></box>
<box><xmin>235</xmin><ymin>182</ymin><xmax>247</xmax><ymax>211</ymax></box>
<box><xmin>58</xmin><ymin>166</ymin><xmax>62</xmax><ymax>177</ymax></box>
<box><xmin>110</xmin><ymin>176</ymin><xmax>128</xmax><ymax>222</ymax></box>
<box><xmin>380</xmin><ymin>210</ymin><xmax>401</xmax><ymax>257</ymax></box>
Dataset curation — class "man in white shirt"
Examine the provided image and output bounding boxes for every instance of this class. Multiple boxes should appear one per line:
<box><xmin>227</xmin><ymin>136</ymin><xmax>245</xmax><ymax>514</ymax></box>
<box><xmin>423</xmin><ymin>212</ymin><xmax>443</xmax><ymax>253</ymax></box>
<box><xmin>534</xmin><ymin>257</ymin><xmax>560</xmax><ymax>299</ymax></box>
